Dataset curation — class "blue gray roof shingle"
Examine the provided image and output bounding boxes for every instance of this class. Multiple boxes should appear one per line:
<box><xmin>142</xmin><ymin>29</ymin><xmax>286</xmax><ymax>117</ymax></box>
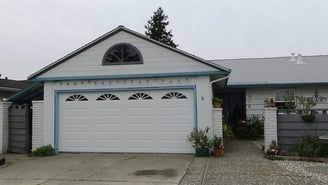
<box><xmin>211</xmin><ymin>55</ymin><xmax>328</xmax><ymax>87</ymax></box>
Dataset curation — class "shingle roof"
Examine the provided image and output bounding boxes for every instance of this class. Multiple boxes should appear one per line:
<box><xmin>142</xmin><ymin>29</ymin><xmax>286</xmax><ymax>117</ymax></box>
<box><xmin>0</xmin><ymin>79</ymin><xmax>29</xmax><ymax>91</ymax></box>
<box><xmin>212</xmin><ymin>55</ymin><xmax>328</xmax><ymax>87</ymax></box>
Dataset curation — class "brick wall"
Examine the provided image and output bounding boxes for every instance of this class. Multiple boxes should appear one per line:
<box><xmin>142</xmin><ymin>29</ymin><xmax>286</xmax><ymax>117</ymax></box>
<box><xmin>212</xmin><ymin>108</ymin><xmax>223</xmax><ymax>137</ymax></box>
<box><xmin>32</xmin><ymin>100</ymin><xmax>44</xmax><ymax>148</ymax></box>
<box><xmin>264</xmin><ymin>107</ymin><xmax>278</xmax><ymax>151</ymax></box>
<box><xmin>0</xmin><ymin>102</ymin><xmax>11</xmax><ymax>154</ymax></box>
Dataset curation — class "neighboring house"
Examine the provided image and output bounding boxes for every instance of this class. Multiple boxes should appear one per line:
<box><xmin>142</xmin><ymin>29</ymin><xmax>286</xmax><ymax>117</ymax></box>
<box><xmin>8</xmin><ymin>26</ymin><xmax>229</xmax><ymax>153</ymax></box>
<box><xmin>0</xmin><ymin>78</ymin><xmax>29</xmax><ymax>101</ymax></box>
<box><xmin>212</xmin><ymin>54</ymin><xmax>328</xmax><ymax>125</ymax></box>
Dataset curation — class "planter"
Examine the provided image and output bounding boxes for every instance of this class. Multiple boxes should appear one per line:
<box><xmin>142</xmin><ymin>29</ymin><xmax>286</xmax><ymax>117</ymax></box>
<box><xmin>213</xmin><ymin>148</ymin><xmax>223</xmax><ymax>157</ymax></box>
<box><xmin>301</xmin><ymin>114</ymin><xmax>316</xmax><ymax>122</ymax></box>
<box><xmin>213</xmin><ymin>102</ymin><xmax>222</xmax><ymax>108</ymax></box>
<box><xmin>195</xmin><ymin>147</ymin><xmax>210</xmax><ymax>157</ymax></box>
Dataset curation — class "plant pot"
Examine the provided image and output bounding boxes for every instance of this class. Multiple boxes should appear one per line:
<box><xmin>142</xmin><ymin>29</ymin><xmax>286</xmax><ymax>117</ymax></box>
<box><xmin>302</xmin><ymin>114</ymin><xmax>316</xmax><ymax>122</ymax></box>
<box><xmin>213</xmin><ymin>102</ymin><xmax>221</xmax><ymax>108</ymax></box>
<box><xmin>213</xmin><ymin>148</ymin><xmax>223</xmax><ymax>157</ymax></box>
<box><xmin>195</xmin><ymin>147</ymin><xmax>209</xmax><ymax>157</ymax></box>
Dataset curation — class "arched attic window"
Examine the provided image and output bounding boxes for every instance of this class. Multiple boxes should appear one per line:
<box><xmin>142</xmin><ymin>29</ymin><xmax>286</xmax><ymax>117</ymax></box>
<box><xmin>102</xmin><ymin>43</ymin><xmax>143</xmax><ymax>65</ymax></box>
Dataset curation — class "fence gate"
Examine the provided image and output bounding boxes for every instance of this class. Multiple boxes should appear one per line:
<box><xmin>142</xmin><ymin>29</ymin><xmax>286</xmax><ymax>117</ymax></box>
<box><xmin>8</xmin><ymin>104</ymin><xmax>31</xmax><ymax>153</ymax></box>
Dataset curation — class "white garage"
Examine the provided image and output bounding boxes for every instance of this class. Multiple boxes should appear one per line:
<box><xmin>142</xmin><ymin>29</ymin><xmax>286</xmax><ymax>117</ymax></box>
<box><xmin>58</xmin><ymin>89</ymin><xmax>195</xmax><ymax>153</ymax></box>
<box><xmin>23</xmin><ymin>26</ymin><xmax>229</xmax><ymax>153</ymax></box>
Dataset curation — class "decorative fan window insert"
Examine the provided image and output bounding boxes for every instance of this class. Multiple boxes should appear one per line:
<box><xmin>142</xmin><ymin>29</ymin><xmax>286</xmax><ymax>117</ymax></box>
<box><xmin>128</xmin><ymin>93</ymin><xmax>153</xmax><ymax>100</ymax></box>
<box><xmin>96</xmin><ymin>94</ymin><xmax>120</xmax><ymax>101</ymax></box>
<box><xmin>66</xmin><ymin>94</ymin><xmax>88</xmax><ymax>101</ymax></box>
<box><xmin>162</xmin><ymin>92</ymin><xmax>187</xmax><ymax>99</ymax></box>
<box><xmin>103</xmin><ymin>43</ymin><xmax>143</xmax><ymax>65</ymax></box>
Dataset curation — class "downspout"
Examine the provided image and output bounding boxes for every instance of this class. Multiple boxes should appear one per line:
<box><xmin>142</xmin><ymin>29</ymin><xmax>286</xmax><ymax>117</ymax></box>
<box><xmin>210</xmin><ymin>74</ymin><xmax>230</xmax><ymax>97</ymax></box>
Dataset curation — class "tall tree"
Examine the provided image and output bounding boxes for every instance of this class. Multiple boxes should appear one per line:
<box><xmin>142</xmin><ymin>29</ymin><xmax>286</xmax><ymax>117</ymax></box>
<box><xmin>145</xmin><ymin>7</ymin><xmax>178</xmax><ymax>48</ymax></box>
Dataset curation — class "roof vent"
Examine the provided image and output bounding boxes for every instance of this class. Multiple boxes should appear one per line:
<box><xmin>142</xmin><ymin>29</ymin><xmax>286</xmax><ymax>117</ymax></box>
<box><xmin>295</xmin><ymin>54</ymin><xmax>305</xmax><ymax>64</ymax></box>
<box><xmin>290</xmin><ymin>53</ymin><xmax>297</xmax><ymax>62</ymax></box>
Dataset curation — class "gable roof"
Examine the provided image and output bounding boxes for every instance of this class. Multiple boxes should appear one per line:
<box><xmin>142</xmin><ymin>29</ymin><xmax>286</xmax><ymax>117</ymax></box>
<box><xmin>212</xmin><ymin>55</ymin><xmax>328</xmax><ymax>88</ymax></box>
<box><xmin>29</xmin><ymin>25</ymin><xmax>230</xmax><ymax>80</ymax></box>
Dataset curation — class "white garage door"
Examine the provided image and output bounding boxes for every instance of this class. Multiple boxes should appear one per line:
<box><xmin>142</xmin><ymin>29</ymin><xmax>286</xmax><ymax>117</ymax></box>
<box><xmin>58</xmin><ymin>89</ymin><xmax>195</xmax><ymax>153</ymax></box>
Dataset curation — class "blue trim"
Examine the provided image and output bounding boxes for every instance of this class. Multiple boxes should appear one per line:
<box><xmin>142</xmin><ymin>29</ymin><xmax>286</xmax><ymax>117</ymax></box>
<box><xmin>228</xmin><ymin>82</ymin><xmax>328</xmax><ymax>88</ymax></box>
<box><xmin>54</xmin><ymin>92</ymin><xmax>59</xmax><ymax>153</ymax></box>
<box><xmin>32</xmin><ymin>71</ymin><xmax>228</xmax><ymax>82</ymax></box>
<box><xmin>53</xmin><ymin>85</ymin><xmax>198</xmax><ymax>153</ymax></box>
<box><xmin>6</xmin><ymin>82</ymin><xmax>42</xmax><ymax>101</ymax></box>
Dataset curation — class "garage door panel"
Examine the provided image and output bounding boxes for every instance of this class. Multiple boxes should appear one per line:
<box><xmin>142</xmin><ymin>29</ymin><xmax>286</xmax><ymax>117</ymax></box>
<box><xmin>58</xmin><ymin>89</ymin><xmax>194</xmax><ymax>153</ymax></box>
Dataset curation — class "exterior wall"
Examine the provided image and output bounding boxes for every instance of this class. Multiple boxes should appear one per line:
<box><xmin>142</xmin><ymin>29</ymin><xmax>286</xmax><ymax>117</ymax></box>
<box><xmin>0</xmin><ymin>102</ymin><xmax>11</xmax><ymax>154</ymax></box>
<box><xmin>246</xmin><ymin>86</ymin><xmax>328</xmax><ymax>117</ymax></box>
<box><xmin>32</xmin><ymin>101</ymin><xmax>44</xmax><ymax>148</ymax></box>
<box><xmin>42</xmin><ymin>75</ymin><xmax>213</xmax><ymax>147</ymax></box>
<box><xmin>277</xmin><ymin>114</ymin><xmax>328</xmax><ymax>152</ymax></box>
<box><xmin>38</xmin><ymin>31</ymin><xmax>216</xmax><ymax>79</ymax></box>
<box><xmin>212</xmin><ymin>108</ymin><xmax>223</xmax><ymax>137</ymax></box>
<box><xmin>264</xmin><ymin>107</ymin><xmax>278</xmax><ymax>152</ymax></box>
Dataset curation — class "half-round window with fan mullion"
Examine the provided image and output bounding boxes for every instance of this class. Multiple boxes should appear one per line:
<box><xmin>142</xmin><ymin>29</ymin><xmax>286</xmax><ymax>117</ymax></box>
<box><xmin>128</xmin><ymin>93</ymin><xmax>153</xmax><ymax>100</ymax></box>
<box><xmin>96</xmin><ymin>94</ymin><xmax>120</xmax><ymax>101</ymax></box>
<box><xmin>162</xmin><ymin>92</ymin><xmax>187</xmax><ymax>99</ymax></box>
<box><xmin>102</xmin><ymin>43</ymin><xmax>143</xmax><ymax>65</ymax></box>
<box><xmin>65</xmin><ymin>94</ymin><xmax>88</xmax><ymax>102</ymax></box>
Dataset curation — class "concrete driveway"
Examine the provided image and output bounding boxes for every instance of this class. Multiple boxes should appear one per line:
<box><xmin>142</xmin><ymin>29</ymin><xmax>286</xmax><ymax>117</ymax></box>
<box><xmin>0</xmin><ymin>153</ymin><xmax>193</xmax><ymax>185</ymax></box>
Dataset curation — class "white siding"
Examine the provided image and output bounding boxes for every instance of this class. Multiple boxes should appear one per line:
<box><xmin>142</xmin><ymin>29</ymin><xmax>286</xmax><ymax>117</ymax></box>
<box><xmin>245</xmin><ymin>86</ymin><xmax>328</xmax><ymax>117</ymax></box>
<box><xmin>38</xmin><ymin>31</ymin><xmax>217</xmax><ymax>79</ymax></box>
<box><xmin>42</xmin><ymin>76</ymin><xmax>213</xmax><ymax>147</ymax></box>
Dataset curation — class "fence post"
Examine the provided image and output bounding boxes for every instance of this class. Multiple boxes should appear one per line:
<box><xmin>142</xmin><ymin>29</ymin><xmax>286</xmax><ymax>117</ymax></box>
<box><xmin>32</xmin><ymin>100</ymin><xmax>44</xmax><ymax>149</ymax></box>
<box><xmin>264</xmin><ymin>107</ymin><xmax>278</xmax><ymax>152</ymax></box>
<box><xmin>212</xmin><ymin>108</ymin><xmax>223</xmax><ymax>137</ymax></box>
<box><xmin>0</xmin><ymin>102</ymin><xmax>12</xmax><ymax>154</ymax></box>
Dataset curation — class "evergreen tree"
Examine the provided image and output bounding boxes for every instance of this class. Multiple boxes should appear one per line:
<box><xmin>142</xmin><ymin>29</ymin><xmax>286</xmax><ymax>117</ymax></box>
<box><xmin>145</xmin><ymin>7</ymin><xmax>178</xmax><ymax>48</ymax></box>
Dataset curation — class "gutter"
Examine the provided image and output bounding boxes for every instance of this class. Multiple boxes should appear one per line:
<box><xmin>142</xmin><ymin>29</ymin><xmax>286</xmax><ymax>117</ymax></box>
<box><xmin>210</xmin><ymin>74</ymin><xmax>230</xmax><ymax>85</ymax></box>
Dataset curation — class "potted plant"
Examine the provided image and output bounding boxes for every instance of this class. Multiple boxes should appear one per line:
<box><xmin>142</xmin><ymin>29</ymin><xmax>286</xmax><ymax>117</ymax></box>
<box><xmin>187</xmin><ymin>127</ymin><xmax>211</xmax><ymax>157</ymax></box>
<box><xmin>296</xmin><ymin>95</ymin><xmax>316</xmax><ymax>122</ymax></box>
<box><xmin>212</xmin><ymin>97</ymin><xmax>223</xmax><ymax>108</ymax></box>
<box><xmin>211</xmin><ymin>135</ymin><xmax>223</xmax><ymax>157</ymax></box>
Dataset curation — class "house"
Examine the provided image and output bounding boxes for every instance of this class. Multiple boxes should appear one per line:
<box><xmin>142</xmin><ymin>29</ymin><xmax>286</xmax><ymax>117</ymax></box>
<box><xmin>212</xmin><ymin>54</ymin><xmax>328</xmax><ymax>125</ymax></box>
<box><xmin>6</xmin><ymin>26</ymin><xmax>229</xmax><ymax>153</ymax></box>
<box><xmin>0</xmin><ymin>78</ymin><xmax>29</xmax><ymax>101</ymax></box>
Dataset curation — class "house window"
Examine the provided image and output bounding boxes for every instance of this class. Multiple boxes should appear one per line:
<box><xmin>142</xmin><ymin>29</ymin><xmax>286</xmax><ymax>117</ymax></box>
<box><xmin>274</xmin><ymin>89</ymin><xmax>294</xmax><ymax>109</ymax></box>
<box><xmin>96</xmin><ymin>94</ymin><xmax>120</xmax><ymax>101</ymax></box>
<box><xmin>128</xmin><ymin>93</ymin><xmax>153</xmax><ymax>100</ymax></box>
<box><xmin>162</xmin><ymin>92</ymin><xmax>187</xmax><ymax>99</ymax></box>
<box><xmin>66</xmin><ymin>94</ymin><xmax>88</xmax><ymax>101</ymax></box>
<box><xmin>102</xmin><ymin>43</ymin><xmax>143</xmax><ymax>65</ymax></box>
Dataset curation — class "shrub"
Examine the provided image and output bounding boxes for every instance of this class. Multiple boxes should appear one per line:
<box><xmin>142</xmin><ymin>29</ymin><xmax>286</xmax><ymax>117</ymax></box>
<box><xmin>31</xmin><ymin>145</ymin><xmax>55</xmax><ymax>157</ymax></box>
<box><xmin>235</xmin><ymin>115</ymin><xmax>264</xmax><ymax>140</ymax></box>
<box><xmin>292</xmin><ymin>135</ymin><xmax>323</xmax><ymax>157</ymax></box>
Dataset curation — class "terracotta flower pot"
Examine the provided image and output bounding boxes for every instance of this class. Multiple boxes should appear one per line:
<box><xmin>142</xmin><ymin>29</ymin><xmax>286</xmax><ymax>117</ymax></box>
<box><xmin>213</xmin><ymin>148</ymin><xmax>223</xmax><ymax>157</ymax></box>
<box><xmin>213</xmin><ymin>102</ymin><xmax>222</xmax><ymax>108</ymax></box>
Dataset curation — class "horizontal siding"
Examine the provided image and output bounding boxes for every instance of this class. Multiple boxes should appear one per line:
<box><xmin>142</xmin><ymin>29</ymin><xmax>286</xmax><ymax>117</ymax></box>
<box><xmin>277</xmin><ymin>114</ymin><xmax>328</xmax><ymax>152</ymax></box>
<box><xmin>38</xmin><ymin>31</ymin><xmax>217</xmax><ymax>78</ymax></box>
<box><xmin>245</xmin><ymin>87</ymin><xmax>328</xmax><ymax>117</ymax></box>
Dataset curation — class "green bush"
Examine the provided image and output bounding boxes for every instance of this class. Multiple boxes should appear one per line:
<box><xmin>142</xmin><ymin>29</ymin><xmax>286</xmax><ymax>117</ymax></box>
<box><xmin>235</xmin><ymin>115</ymin><xmax>264</xmax><ymax>140</ymax></box>
<box><xmin>31</xmin><ymin>145</ymin><xmax>55</xmax><ymax>157</ymax></box>
<box><xmin>292</xmin><ymin>135</ymin><xmax>324</xmax><ymax>157</ymax></box>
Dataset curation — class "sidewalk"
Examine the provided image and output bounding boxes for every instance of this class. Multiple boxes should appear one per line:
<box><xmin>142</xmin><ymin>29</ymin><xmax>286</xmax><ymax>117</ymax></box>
<box><xmin>179</xmin><ymin>140</ymin><xmax>328</xmax><ymax>185</ymax></box>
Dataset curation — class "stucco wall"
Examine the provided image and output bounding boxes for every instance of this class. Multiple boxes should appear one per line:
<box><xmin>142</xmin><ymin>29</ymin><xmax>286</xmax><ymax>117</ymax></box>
<box><xmin>42</xmin><ymin>75</ymin><xmax>213</xmax><ymax>147</ymax></box>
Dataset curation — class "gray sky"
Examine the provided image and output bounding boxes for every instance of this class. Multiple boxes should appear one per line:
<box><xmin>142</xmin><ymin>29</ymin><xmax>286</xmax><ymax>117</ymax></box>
<box><xmin>1</xmin><ymin>0</ymin><xmax>328</xmax><ymax>80</ymax></box>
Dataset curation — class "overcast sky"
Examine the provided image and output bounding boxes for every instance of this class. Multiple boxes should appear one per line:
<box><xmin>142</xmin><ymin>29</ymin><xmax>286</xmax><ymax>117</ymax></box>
<box><xmin>1</xmin><ymin>0</ymin><xmax>328</xmax><ymax>80</ymax></box>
